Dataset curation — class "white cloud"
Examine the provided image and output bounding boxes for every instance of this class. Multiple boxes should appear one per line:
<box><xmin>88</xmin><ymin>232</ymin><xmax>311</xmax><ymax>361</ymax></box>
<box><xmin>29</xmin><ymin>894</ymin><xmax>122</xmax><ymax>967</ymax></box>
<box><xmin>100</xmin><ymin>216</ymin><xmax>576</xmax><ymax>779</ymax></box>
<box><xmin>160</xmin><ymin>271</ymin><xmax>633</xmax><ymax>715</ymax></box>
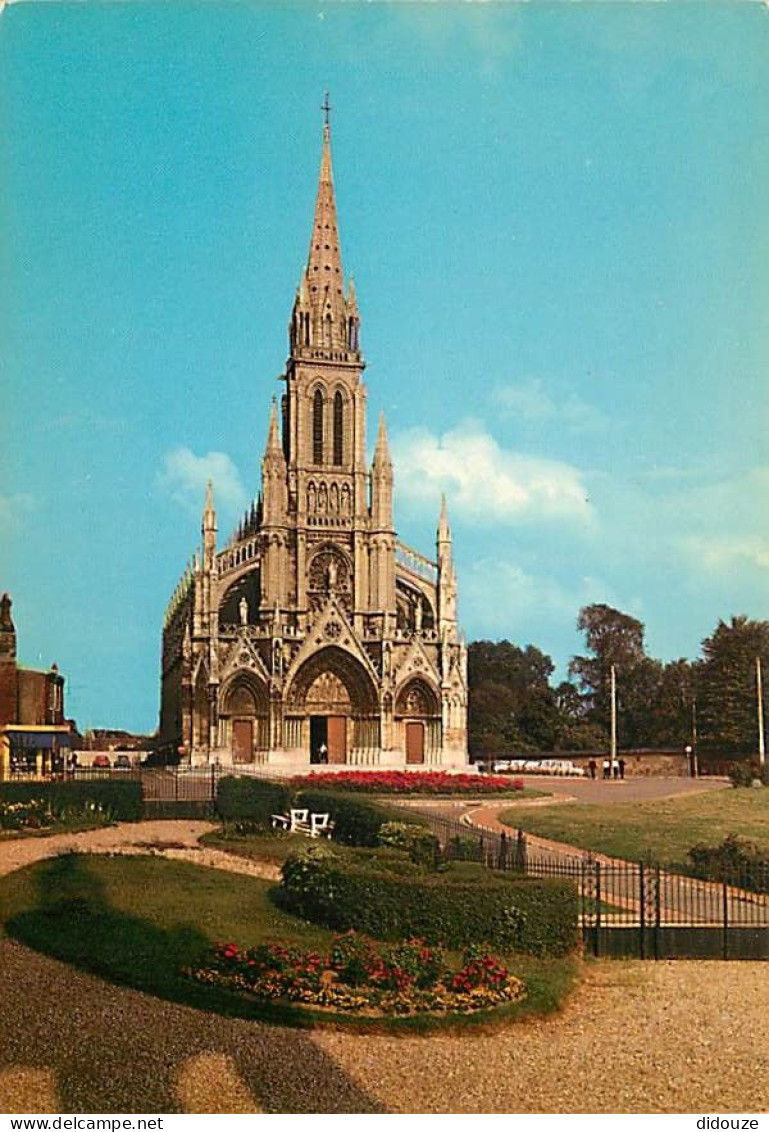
<box><xmin>492</xmin><ymin>379</ymin><xmax>609</xmax><ymax>433</ymax></box>
<box><xmin>158</xmin><ymin>448</ymin><xmax>247</xmax><ymax>516</ymax></box>
<box><xmin>392</xmin><ymin>422</ymin><xmax>592</xmax><ymax>525</ymax></box>
<box><xmin>0</xmin><ymin>493</ymin><xmax>35</xmax><ymax>533</ymax></box>
<box><xmin>679</xmin><ymin>535</ymin><xmax>769</xmax><ymax>573</ymax></box>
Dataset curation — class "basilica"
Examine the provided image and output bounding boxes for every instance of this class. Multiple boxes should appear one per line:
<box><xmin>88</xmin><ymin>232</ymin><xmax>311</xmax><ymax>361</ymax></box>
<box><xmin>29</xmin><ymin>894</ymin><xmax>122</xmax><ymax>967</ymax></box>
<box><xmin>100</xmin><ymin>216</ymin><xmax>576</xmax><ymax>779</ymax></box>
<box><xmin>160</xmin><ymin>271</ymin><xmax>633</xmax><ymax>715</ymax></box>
<box><xmin>159</xmin><ymin>118</ymin><xmax>468</xmax><ymax>771</ymax></box>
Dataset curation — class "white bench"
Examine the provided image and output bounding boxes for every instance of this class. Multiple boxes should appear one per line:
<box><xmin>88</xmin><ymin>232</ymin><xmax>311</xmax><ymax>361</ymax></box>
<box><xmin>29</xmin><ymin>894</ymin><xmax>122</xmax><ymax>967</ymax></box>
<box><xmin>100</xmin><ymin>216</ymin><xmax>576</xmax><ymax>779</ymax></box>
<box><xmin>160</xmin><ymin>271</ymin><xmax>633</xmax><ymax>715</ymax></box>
<box><xmin>270</xmin><ymin>809</ymin><xmax>334</xmax><ymax>838</ymax></box>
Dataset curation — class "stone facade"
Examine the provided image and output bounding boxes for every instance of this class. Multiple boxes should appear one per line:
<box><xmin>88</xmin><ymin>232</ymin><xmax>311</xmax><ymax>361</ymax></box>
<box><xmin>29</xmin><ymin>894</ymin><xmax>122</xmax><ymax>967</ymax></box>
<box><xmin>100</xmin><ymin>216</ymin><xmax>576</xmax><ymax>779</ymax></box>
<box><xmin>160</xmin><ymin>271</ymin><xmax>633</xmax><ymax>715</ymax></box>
<box><xmin>159</xmin><ymin>122</ymin><xmax>468</xmax><ymax>772</ymax></box>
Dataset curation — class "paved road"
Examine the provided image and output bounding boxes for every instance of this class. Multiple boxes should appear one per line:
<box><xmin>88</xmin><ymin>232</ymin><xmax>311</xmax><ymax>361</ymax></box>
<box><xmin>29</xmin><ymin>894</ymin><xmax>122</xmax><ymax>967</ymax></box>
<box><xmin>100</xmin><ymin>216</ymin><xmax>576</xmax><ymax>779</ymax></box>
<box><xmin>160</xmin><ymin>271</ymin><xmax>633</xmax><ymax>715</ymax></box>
<box><xmin>496</xmin><ymin>772</ymin><xmax>727</xmax><ymax>804</ymax></box>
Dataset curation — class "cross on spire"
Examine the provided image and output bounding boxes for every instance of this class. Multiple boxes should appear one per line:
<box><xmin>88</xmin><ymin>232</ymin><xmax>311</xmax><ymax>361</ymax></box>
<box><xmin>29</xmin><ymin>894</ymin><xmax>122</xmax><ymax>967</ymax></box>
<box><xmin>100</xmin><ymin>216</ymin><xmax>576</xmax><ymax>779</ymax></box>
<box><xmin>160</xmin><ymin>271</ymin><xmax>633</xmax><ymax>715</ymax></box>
<box><xmin>321</xmin><ymin>91</ymin><xmax>331</xmax><ymax>127</ymax></box>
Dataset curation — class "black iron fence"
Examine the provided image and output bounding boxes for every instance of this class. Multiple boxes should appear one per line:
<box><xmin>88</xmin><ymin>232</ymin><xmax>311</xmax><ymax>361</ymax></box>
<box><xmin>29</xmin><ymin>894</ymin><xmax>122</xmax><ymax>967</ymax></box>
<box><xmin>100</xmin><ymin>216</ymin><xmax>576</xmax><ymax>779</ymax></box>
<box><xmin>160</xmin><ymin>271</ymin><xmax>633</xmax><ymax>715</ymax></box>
<box><xmin>417</xmin><ymin>808</ymin><xmax>769</xmax><ymax>960</ymax></box>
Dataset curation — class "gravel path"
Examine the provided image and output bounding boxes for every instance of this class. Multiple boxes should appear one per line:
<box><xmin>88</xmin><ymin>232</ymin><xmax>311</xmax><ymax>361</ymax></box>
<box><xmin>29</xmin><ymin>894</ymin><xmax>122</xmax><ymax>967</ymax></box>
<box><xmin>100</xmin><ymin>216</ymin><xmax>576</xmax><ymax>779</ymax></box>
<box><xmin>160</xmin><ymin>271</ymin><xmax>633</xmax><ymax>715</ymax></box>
<box><xmin>2</xmin><ymin>819</ymin><xmax>768</xmax><ymax>1113</ymax></box>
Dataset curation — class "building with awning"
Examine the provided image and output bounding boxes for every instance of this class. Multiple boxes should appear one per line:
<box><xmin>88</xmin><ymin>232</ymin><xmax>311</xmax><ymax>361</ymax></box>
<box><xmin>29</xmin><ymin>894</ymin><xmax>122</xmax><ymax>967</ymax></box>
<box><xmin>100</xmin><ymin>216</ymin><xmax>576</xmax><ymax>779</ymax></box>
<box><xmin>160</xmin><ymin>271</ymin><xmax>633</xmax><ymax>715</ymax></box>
<box><xmin>0</xmin><ymin>725</ymin><xmax>74</xmax><ymax>780</ymax></box>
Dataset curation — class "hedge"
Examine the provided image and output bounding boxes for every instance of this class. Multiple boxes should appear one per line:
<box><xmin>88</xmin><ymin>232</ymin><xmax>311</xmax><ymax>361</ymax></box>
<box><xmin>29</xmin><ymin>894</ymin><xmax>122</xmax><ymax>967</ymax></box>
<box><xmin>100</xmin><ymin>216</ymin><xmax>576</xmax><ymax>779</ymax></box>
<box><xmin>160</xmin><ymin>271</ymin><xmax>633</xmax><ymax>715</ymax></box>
<box><xmin>216</xmin><ymin>776</ymin><xmax>292</xmax><ymax>826</ymax></box>
<box><xmin>0</xmin><ymin>779</ymin><xmax>142</xmax><ymax>821</ymax></box>
<box><xmin>294</xmin><ymin>788</ymin><xmax>427</xmax><ymax>847</ymax></box>
<box><xmin>688</xmin><ymin>834</ymin><xmax>769</xmax><ymax>894</ymax></box>
<box><xmin>278</xmin><ymin>847</ymin><xmax>578</xmax><ymax>956</ymax></box>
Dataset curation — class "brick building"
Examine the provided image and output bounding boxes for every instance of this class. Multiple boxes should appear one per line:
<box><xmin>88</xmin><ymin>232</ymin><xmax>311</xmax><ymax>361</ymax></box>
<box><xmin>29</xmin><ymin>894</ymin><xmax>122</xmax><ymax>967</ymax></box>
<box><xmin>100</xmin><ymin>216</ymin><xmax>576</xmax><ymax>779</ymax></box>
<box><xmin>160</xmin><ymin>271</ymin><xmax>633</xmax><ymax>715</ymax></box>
<box><xmin>159</xmin><ymin>118</ymin><xmax>468</xmax><ymax>772</ymax></box>
<box><xmin>0</xmin><ymin>592</ymin><xmax>72</xmax><ymax>778</ymax></box>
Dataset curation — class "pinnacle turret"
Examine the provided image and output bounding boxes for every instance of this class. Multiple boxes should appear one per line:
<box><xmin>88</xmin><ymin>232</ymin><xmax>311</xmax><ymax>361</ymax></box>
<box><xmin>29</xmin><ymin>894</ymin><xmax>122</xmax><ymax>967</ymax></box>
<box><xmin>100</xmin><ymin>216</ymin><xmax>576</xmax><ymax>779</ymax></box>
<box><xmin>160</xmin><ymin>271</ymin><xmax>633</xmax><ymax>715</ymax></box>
<box><xmin>372</xmin><ymin>412</ymin><xmax>392</xmax><ymax>469</ymax></box>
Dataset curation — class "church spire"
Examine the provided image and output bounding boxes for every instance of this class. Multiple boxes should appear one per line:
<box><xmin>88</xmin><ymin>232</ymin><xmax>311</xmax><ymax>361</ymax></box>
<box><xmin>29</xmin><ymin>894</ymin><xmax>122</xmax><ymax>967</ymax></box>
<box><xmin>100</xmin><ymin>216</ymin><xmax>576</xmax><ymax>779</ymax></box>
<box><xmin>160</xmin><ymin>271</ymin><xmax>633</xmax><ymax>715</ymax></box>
<box><xmin>290</xmin><ymin>104</ymin><xmax>360</xmax><ymax>358</ymax></box>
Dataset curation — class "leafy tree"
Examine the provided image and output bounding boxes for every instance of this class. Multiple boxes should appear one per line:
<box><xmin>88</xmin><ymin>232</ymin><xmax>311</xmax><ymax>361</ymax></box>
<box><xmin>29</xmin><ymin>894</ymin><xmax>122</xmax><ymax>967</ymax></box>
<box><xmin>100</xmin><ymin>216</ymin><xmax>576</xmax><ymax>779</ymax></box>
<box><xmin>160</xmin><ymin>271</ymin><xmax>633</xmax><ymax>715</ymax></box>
<box><xmin>696</xmin><ymin>617</ymin><xmax>769</xmax><ymax>758</ymax></box>
<box><xmin>468</xmin><ymin>641</ymin><xmax>559</xmax><ymax>755</ymax></box>
<box><xmin>569</xmin><ymin>604</ymin><xmax>649</xmax><ymax>742</ymax></box>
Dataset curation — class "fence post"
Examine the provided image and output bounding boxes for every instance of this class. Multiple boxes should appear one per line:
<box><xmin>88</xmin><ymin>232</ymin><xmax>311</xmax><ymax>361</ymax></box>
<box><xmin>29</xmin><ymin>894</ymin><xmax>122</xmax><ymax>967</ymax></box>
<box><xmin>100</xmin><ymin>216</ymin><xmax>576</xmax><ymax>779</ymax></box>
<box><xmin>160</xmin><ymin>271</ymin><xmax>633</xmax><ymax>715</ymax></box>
<box><xmin>639</xmin><ymin>862</ymin><xmax>646</xmax><ymax>960</ymax></box>
<box><xmin>499</xmin><ymin>831</ymin><xmax>508</xmax><ymax>871</ymax></box>
<box><xmin>595</xmin><ymin>860</ymin><xmax>602</xmax><ymax>958</ymax></box>
<box><xmin>516</xmin><ymin>829</ymin><xmax>527</xmax><ymax>873</ymax></box>
<box><xmin>654</xmin><ymin>864</ymin><xmax>661</xmax><ymax>961</ymax></box>
<box><xmin>722</xmin><ymin>879</ymin><xmax>729</xmax><ymax>960</ymax></box>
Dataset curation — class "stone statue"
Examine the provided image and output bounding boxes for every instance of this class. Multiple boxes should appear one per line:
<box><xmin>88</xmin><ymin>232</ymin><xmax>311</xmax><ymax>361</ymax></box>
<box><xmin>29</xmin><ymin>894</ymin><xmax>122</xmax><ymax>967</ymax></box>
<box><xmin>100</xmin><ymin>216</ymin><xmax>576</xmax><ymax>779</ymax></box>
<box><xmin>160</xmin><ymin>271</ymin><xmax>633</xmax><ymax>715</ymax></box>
<box><xmin>327</xmin><ymin>559</ymin><xmax>338</xmax><ymax>591</ymax></box>
<box><xmin>239</xmin><ymin>596</ymin><xmax>248</xmax><ymax>626</ymax></box>
<box><xmin>0</xmin><ymin>593</ymin><xmax>13</xmax><ymax>632</ymax></box>
<box><xmin>414</xmin><ymin>596</ymin><xmax>423</xmax><ymax>633</ymax></box>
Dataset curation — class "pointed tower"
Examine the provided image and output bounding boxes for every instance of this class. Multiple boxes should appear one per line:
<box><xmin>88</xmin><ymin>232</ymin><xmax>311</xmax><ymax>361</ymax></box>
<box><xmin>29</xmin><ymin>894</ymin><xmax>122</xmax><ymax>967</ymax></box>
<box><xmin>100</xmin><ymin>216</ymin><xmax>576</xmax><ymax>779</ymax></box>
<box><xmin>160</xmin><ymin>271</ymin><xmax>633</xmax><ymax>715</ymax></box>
<box><xmin>283</xmin><ymin>106</ymin><xmax>370</xmax><ymax>625</ymax></box>
<box><xmin>261</xmin><ymin>398</ymin><xmax>289</xmax><ymax>610</ymax></box>
<box><xmin>436</xmin><ymin>495</ymin><xmax>457</xmax><ymax>638</ymax></box>
<box><xmin>369</xmin><ymin>413</ymin><xmax>396</xmax><ymax>616</ymax></box>
<box><xmin>202</xmin><ymin>480</ymin><xmax>217</xmax><ymax>572</ymax></box>
<box><xmin>262</xmin><ymin>397</ymin><xmax>288</xmax><ymax>525</ymax></box>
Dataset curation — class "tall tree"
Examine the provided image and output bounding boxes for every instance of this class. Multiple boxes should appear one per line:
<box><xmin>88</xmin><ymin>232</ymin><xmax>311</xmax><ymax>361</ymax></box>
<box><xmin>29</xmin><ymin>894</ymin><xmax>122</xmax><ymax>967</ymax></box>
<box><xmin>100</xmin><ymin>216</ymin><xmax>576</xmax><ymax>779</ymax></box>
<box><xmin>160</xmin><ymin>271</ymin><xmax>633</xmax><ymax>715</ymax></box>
<box><xmin>696</xmin><ymin>617</ymin><xmax>769</xmax><ymax>757</ymax></box>
<box><xmin>468</xmin><ymin>640</ymin><xmax>559</xmax><ymax>755</ymax></box>
<box><xmin>569</xmin><ymin>604</ymin><xmax>648</xmax><ymax>742</ymax></box>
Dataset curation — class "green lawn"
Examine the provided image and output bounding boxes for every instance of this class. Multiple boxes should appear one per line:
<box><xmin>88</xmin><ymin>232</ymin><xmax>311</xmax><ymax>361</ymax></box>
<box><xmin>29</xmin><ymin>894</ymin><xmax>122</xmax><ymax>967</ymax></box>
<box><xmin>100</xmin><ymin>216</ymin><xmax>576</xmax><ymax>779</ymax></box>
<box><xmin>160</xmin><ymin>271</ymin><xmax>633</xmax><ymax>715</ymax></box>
<box><xmin>499</xmin><ymin>786</ymin><xmax>769</xmax><ymax>866</ymax></box>
<box><xmin>0</xmin><ymin>853</ymin><xmax>579</xmax><ymax>1031</ymax></box>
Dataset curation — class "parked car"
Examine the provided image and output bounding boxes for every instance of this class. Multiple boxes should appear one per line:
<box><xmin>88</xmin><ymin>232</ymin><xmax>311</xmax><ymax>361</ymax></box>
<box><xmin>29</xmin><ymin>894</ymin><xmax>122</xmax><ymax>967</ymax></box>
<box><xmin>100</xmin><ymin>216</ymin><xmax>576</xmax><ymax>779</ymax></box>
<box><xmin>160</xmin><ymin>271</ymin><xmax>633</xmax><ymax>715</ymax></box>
<box><xmin>114</xmin><ymin>754</ymin><xmax>132</xmax><ymax>770</ymax></box>
<box><xmin>91</xmin><ymin>754</ymin><xmax>111</xmax><ymax>768</ymax></box>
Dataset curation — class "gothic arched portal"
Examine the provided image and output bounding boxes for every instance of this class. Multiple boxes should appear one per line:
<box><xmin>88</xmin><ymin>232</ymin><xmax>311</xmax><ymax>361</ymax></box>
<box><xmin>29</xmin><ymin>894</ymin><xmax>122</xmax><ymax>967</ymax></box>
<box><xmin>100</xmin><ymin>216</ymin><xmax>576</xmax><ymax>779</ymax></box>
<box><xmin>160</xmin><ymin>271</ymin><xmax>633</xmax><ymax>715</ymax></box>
<box><xmin>219</xmin><ymin>672</ymin><xmax>269</xmax><ymax>762</ymax></box>
<box><xmin>394</xmin><ymin>677</ymin><xmax>441</xmax><ymax>766</ymax></box>
<box><xmin>285</xmin><ymin>646</ymin><xmax>379</xmax><ymax>763</ymax></box>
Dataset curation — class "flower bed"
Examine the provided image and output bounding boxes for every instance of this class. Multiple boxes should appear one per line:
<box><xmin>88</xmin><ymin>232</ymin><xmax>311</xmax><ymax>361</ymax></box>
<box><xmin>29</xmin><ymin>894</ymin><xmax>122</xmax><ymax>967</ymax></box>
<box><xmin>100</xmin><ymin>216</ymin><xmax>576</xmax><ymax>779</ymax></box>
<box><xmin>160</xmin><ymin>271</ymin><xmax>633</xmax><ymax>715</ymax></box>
<box><xmin>0</xmin><ymin>795</ymin><xmax>113</xmax><ymax>833</ymax></box>
<box><xmin>289</xmin><ymin>771</ymin><xmax>523</xmax><ymax>795</ymax></box>
<box><xmin>0</xmin><ymin>797</ymin><xmax>54</xmax><ymax>832</ymax></box>
<box><xmin>187</xmin><ymin>931</ymin><xmax>526</xmax><ymax>1016</ymax></box>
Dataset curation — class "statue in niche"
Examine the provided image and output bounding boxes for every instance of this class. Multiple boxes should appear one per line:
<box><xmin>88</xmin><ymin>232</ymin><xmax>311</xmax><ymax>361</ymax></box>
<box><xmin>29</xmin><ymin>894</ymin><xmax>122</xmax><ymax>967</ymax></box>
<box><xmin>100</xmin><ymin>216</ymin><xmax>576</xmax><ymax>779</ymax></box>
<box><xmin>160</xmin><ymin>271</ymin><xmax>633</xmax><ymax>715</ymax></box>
<box><xmin>318</xmin><ymin>483</ymin><xmax>328</xmax><ymax>513</ymax></box>
<box><xmin>308</xmin><ymin>483</ymin><xmax>316</xmax><ymax>514</ymax></box>
<box><xmin>327</xmin><ymin>559</ymin><xmax>338</xmax><ymax>591</ymax></box>
<box><xmin>341</xmin><ymin>484</ymin><xmax>351</xmax><ymax>515</ymax></box>
<box><xmin>272</xmin><ymin>636</ymin><xmax>284</xmax><ymax>677</ymax></box>
<box><xmin>239</xmin><ymin>596</ymin><xmax>249</xmax><ymax>626</ymax></box>
<box><xmin>330</xmin><ymin>483</ymin><xmax>339</xmax><ymax>514</ymax></box>
<box><xmin>382</xmin><ymin>640</ymin><xmax>391</xmax><ymax>677</ymax></box>
<box><xmin>414</xmin><ymin>596</ymin><xmax>423</xmax><ymax>634</ymax></box>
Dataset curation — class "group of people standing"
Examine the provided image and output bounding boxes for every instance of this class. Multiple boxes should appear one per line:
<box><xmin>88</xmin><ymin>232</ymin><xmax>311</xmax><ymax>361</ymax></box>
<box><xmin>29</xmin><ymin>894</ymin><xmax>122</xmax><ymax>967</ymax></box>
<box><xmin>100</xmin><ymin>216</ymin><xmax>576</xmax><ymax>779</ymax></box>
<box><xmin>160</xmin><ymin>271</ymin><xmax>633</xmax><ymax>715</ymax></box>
<box><xmin>587</xmin><ymin>757</ymin><xmax>625</xmax><ymax>780</ymax></box>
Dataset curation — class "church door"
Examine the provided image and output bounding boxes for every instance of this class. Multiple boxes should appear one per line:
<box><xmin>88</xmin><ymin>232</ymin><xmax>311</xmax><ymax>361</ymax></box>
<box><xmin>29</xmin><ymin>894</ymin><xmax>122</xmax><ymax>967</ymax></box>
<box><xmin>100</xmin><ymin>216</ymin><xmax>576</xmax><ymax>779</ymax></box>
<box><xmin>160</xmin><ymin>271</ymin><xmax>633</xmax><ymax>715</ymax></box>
<box><xmin>405</xmin><ymin>722</ymin><xmax>425</xmax><ymax>765</ymax></box>
<box><xmin>232</xmin><ymin>720</ymin><xmax>253</xmax><ymax>764</ymax></box>
<box><xmin>327</xmin><ymin>715</ymin><xmax>347</xmax><ymax>764</ymax></box>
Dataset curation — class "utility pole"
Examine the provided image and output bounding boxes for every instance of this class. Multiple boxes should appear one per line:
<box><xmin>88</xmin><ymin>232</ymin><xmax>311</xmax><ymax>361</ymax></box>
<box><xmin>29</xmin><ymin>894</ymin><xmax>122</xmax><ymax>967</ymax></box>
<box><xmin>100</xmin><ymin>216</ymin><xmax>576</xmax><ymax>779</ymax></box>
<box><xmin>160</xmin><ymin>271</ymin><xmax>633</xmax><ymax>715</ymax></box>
<box><xmin>610</xmin><ymin>664</ymin><xmax>617</xmax><ymax>765</ymax></box>
<box><xmin>757</xmin><ymin>657</ymin><xmax>765</xmax><ymax>771</ymax></box>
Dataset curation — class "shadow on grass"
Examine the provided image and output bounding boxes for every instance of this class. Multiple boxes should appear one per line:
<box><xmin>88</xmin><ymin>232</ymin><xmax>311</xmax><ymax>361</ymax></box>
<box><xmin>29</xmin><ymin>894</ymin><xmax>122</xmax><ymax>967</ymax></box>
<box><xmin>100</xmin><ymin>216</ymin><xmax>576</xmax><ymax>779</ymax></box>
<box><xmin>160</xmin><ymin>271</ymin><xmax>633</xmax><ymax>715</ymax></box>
<box><xmin>4</xmin><ymin>854</ymin><xmax>387</xmax><ymax>1113</ymax></box>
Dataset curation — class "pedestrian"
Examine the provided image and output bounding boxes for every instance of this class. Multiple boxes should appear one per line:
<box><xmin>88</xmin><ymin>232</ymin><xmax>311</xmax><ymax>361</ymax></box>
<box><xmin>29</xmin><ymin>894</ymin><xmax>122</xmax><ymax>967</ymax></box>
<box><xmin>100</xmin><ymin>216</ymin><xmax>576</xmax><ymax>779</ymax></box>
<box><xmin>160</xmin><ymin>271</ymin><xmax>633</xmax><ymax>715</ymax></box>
<box><xmin>588</xmin><ymin>759</ymin><xmax>597</xmax><ymax>780</ymax></box>
<box><xmin>318</xmin><ymin>742</ymin><xmax>328</xmax><ymax>765</ymax></box>
<box><xmin>618</xmin><ymin>757</ymin><xmax>625</xmax><ymax>780</ymax></box>
<box><xmin>612</xmin><ymin>760</ymin><xmax>619</xmax><ymax>780</ymax></box>
<box><xmin>602</xmin><ymin>758</ymin><xmax>610</xmax><ymax>780</ymax></box>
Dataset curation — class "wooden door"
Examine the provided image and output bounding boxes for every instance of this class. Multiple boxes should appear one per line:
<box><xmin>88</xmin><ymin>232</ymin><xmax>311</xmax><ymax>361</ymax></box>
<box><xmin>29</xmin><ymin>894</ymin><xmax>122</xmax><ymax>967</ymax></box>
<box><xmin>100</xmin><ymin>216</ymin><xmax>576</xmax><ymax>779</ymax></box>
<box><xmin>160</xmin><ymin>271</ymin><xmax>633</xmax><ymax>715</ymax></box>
<box><xmin>232</xmin><ymin>719</ymin><xmax>253</xmax><ymax>764</ymax></box>
<box><xmin>327</xmin><ymin>716</ymin><xmax>347</xmax><ymax>764</ymax></box>
<box><xmin>405</xmin><ymin>721</ymin><xmax>425</xmax><ymax>765</ymax></box>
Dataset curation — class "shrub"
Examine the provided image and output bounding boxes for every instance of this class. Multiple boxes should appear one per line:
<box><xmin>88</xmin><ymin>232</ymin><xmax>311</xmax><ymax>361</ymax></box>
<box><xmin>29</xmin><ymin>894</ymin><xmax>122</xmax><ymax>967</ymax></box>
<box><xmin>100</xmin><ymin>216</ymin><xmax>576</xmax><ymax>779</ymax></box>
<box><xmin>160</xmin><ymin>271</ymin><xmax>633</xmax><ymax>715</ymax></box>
<box><xmin>216</xmin><ymin>776</ymin><xmax>292</xmax><ymax>827</ymax></box>
<box><xmin>728</xmin><ymin>762</ymin><xmax>760</xmax><ymax>789</ymax></box>
<box><xmin>377</xmin><ymin>821</ymin><xmax>442</xmax><ymax>869</ymax></box>
<box><xmin>688</xmin><ymin>834</ymin><xmax>769</xmax><ymax>893</ymax></box>
<box><xmin>295</xmin><ymin>788</ymin><xmax>426</xmax><ymax>847</ymax></box>
<box><xmin>0</xmin><ymin>780</ymin><xmax>142</xmax><ymax>823</ymax></box>
<box><xmin>278</xmin><ymin>847</ymin><xmax>578</xmax><ymax>956</ymax></box>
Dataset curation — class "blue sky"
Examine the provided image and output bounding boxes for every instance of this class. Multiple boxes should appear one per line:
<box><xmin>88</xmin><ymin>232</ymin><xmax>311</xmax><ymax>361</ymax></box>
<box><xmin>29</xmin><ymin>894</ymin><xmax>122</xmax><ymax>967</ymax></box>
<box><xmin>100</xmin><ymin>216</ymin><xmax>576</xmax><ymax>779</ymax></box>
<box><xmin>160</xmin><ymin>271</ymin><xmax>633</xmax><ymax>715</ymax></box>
<box><xmin>1</xmin><ymin>1</ymin><xmax>768</xmax><ymax>733</ymax></box>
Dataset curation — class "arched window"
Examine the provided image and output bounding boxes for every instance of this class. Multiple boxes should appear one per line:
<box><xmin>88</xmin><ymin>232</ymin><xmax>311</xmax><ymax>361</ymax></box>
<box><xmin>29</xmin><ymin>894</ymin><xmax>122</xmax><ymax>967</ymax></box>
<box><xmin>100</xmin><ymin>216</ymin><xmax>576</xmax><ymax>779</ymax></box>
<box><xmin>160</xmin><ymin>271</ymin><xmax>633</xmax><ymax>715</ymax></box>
<box><xmin>333</xmin><ymin>391</ymin><xmax>344</xmax><ymax>466</ymax></box>
<box><xmin>313</xmin><ymin>389</ymin><xmax>324</xmax><ymax>464</ymax></box>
